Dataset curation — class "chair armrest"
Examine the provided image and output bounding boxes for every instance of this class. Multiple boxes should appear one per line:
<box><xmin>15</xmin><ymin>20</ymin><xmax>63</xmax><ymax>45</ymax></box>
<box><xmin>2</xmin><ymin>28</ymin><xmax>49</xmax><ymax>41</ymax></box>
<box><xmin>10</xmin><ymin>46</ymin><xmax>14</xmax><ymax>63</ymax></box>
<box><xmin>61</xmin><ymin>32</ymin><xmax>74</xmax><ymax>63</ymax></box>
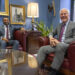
<box><xmin>67</xmin><ymin>42</ymin><xmax>75</xmax><ymax>71</ymax></box>
<box><xmin>38</xmin><ymin>36</ymin><xmax>50</xmax><ymax>46</ymax></box>
<box><xmin>14</xmin><ymin>30</ymin><xmax>26</xmax><ymax>51</ymax></box>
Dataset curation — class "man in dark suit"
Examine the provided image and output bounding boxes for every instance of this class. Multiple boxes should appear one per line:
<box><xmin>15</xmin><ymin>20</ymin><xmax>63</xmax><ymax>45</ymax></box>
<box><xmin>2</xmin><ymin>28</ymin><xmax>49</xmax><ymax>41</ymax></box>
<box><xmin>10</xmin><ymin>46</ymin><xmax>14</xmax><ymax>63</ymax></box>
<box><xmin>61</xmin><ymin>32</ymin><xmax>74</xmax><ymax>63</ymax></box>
<box><xmin>0</xmin><ymin>17</ymin><xmax>24</xmax><ymax>50</ymax></box>
<box><xmin>37</xmin><ymin>8</ymin><xmax>75</xmax><ymax>75</ymax></box>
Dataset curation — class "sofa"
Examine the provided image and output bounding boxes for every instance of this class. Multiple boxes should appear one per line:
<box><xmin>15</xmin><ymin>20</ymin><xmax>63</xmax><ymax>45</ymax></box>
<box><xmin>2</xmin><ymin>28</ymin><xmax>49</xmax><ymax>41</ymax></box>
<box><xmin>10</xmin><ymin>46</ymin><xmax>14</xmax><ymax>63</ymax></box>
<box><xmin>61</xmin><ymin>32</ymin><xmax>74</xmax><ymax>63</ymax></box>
<box><xmin>38</xmin><ymin>36</ymin><xmax>75</xmax><ymax>75</ymax></box>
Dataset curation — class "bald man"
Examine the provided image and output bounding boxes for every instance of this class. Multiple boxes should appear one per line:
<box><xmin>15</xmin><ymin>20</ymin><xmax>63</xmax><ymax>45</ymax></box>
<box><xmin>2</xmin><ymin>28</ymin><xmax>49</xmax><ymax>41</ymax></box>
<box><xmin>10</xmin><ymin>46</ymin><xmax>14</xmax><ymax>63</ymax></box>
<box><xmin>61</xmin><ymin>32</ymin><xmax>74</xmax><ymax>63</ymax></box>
<box><xmin>0</xmin><ymin>18</ymin><xmax>19</xmax><ymax>50</ymax></box>
<box><xmin>37</xmin><ymin>8</ymin><xmax>75</xmax><ymax>75</ymax></box>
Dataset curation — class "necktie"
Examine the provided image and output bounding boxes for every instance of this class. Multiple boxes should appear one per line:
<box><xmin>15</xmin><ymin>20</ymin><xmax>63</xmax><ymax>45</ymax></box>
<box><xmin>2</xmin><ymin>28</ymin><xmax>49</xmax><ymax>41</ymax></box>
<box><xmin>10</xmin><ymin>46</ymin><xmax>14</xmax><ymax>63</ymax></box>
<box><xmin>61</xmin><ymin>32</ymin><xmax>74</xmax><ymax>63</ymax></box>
<box><xmin>6</xmin><ymin>26</ymin><xmax>9</xmax><ymax>39</ymax></box>
<box><xmin>59</xmin><ymin>24</ymin><xmax>65</xmax><ymax>42</ymax></box>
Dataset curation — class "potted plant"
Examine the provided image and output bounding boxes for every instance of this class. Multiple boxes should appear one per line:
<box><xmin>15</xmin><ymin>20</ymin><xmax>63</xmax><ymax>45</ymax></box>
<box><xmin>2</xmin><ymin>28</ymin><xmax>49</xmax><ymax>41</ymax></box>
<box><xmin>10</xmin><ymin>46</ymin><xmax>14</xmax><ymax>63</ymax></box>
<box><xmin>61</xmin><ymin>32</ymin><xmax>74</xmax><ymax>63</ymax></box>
<box><xmin>34</xmin><ymin>21</ymin><xmax>53</xmax><ymax>46</ymax></box>
<box><xmin>35</xmin><ymin>21</ymin><xmax>53</xmax><ymax>37</ymax></box>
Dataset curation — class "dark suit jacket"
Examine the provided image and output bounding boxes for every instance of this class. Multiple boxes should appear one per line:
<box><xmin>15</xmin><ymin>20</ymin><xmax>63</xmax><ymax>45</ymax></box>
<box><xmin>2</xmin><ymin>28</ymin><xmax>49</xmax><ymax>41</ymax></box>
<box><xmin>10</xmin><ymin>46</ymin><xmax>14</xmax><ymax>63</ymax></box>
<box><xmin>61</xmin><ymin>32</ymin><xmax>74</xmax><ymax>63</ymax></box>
<box><xmin>49</xmin><ymin>21</ymin><xmax>75</xmax><ymax>44</ymax></box>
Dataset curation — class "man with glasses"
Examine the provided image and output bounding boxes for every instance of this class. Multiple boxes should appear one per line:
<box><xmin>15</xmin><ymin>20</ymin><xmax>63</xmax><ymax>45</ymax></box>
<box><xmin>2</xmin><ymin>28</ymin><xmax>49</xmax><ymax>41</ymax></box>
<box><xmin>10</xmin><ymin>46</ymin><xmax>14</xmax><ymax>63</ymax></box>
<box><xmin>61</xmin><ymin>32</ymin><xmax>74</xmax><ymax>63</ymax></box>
<box><xmin>37</xmin><ymin>8</ymin><xmax>75</xmax><ymax>75</ymax></box>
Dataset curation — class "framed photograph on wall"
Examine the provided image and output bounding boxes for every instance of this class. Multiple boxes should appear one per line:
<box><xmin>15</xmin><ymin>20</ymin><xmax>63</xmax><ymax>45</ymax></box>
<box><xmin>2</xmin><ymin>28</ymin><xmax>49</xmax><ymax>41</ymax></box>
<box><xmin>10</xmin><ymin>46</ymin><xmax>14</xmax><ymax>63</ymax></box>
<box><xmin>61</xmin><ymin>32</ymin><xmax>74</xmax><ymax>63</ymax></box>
<box><xmin>0</xmin><ymin>0</ymin><xmax>9</xmax><ymax>16</ymax></box>
<box><xmin>10</xmin><ymin>4</ymin><xmax>25</xmax><ymax>24</ymax></box>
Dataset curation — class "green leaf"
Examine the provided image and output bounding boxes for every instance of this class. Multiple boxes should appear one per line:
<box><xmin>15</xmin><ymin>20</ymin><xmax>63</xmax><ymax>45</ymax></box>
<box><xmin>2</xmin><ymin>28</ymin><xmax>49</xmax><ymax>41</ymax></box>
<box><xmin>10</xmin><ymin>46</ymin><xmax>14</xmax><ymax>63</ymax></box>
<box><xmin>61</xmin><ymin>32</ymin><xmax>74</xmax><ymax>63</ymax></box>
<box><xmin>35</xmin><ymin>21</ymin><xmax>53</xmax><ymax>36</ymax></box>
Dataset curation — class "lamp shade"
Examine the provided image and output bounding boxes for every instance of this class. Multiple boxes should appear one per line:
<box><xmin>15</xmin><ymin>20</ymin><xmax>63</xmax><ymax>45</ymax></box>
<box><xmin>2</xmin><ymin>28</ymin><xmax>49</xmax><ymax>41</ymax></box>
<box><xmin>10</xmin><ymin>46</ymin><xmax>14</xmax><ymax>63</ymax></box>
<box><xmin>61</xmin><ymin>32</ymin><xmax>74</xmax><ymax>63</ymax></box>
<box><xmin>27</xmin><ymin>2</ymin><xmax>39</xmax><ymax>18</ymax></box>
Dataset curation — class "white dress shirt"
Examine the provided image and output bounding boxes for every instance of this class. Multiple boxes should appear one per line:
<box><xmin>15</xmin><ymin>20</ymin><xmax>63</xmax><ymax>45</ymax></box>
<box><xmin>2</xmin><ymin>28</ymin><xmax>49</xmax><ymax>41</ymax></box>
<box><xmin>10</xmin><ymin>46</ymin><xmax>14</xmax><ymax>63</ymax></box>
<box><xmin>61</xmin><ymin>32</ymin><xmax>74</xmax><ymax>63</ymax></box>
<box><xmin>4</xmin><ymin>25</ymin><xmax>10</xmax><ymax>39</ymax></box>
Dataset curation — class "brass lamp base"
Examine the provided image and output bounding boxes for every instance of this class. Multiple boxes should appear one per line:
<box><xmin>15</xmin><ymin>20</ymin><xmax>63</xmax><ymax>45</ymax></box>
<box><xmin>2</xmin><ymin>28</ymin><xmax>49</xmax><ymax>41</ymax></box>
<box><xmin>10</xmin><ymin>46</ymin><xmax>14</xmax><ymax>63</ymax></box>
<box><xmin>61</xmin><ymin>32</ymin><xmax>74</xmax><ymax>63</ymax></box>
<box><xmin>31</xmin><ymin>17</ymin><xmax>35</xmax><ymax>30</ymax></box>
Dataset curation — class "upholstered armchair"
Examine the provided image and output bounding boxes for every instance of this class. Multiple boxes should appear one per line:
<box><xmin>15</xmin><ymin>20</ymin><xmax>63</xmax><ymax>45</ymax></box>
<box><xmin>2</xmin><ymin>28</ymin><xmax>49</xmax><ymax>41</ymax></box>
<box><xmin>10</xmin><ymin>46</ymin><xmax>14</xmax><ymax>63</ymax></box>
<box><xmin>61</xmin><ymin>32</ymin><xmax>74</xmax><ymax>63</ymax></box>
<box><xmin>38</xmin><ymin>36</ymin><xmax>75</xmax><ymax>75</ymax></box>
<box><xmin>13</xmin><ymin>30</ymin><xmax>26</xmax><ymax>51</ymax></box>
<box><xmin>6</xmin><ymin>30</ymin><xmax>25</xmax><ymax>51</ymax></box>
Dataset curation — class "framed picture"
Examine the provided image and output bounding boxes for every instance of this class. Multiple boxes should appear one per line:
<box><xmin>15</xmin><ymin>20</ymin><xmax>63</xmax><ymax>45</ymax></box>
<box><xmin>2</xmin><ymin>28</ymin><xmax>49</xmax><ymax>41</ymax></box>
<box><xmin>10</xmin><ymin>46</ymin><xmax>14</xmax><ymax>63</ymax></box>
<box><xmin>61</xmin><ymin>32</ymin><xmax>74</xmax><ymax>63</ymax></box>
<box><xmin>10</xmin><ymin>4</ymin><xmax>25</xmax><ymax>24</ymax></box>
<box><xmin>0</xmin><ymin>0</ymin><xmax>9</xmax><ymax>16</ymax></box>
<box><xmin>52</xmin><ymin>0</ymin><xmax>55</xmax><ymax>16</ymax></box>
<box><xmin>12</xmin><ymin>51</ymin><xmax>26</xmax><ymax>66</ymax></box>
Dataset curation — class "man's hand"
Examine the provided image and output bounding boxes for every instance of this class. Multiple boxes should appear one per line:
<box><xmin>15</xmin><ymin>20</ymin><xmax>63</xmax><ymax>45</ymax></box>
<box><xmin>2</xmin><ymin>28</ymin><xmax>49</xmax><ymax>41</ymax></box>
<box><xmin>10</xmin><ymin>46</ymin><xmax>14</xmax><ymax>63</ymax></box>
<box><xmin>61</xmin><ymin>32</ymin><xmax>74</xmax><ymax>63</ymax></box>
<box><xmin>54</xmin><ymin>39</ymin><xmax>60</xmax><ymax>45</ymax></box>
<box><xmin>49</xmin><ymin>36</ymin><xmax>60</xmax><ymax>47</ymax></box>
<box><xmin>20</xmin><ymin>27</ymin><xmax>26</xmax><ymax>33</ymax></box>
<box><xmin>2</xmin><ymin>38</ymin><xmax>9</xmax><ymax>42</ymax></box>
<box><xmin>49</xmin><ymin>36</ymin><xmax>56</xmax><ymax>47</ymax></box>
<box><xmin>20</xmin><ymin>28</ymin><xmax>25</xmax><ymax>31</ymax></box>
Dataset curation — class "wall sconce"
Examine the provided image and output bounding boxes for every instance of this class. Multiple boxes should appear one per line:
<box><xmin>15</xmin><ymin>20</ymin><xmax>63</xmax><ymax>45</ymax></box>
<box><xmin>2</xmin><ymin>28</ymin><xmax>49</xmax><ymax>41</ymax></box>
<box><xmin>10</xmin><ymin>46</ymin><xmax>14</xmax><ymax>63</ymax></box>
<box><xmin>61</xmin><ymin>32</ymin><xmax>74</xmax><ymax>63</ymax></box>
<box><xmin>27</xmin><ymin>2</ymin><xmax>39</xmax><ymax>30</ymax></box>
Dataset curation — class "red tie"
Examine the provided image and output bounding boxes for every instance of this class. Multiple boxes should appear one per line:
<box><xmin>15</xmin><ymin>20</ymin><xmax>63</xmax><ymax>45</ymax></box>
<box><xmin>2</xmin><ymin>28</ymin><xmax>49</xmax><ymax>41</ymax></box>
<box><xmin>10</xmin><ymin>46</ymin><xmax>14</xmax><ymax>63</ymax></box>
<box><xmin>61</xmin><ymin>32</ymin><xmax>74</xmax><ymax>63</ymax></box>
<box><xmin>6</xmin><ymin>26</ymin><xmax>9</xmax><ymax>39</ymax></box>
<box><xmin>59</xmin><ymin>24</ymin><xmax>65</xmax><ymax>42</ymax></box>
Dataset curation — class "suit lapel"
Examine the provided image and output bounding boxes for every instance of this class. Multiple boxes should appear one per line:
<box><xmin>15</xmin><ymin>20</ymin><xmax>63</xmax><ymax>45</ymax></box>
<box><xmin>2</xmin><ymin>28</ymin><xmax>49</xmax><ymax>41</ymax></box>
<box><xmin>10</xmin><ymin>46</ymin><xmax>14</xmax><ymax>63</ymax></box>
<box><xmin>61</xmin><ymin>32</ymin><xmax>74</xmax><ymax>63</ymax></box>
<box><xmin>2</xmin><ymin>25</ymin><xmax>5</xmax><ymax>36</ymax></box>
<box><xmin>58</xmin><ymin>23</ymin><xmax>62</xmax><ymax>37</ymax></box>
<box><xmin>65</xmin><ymin>21</ymin><xmax>71</xmax><ymax>38</ymax></box>
<box><xmin>58</xmin><ymin>22</ymin><xmax>70</xmax><ymax>39</ymax></box>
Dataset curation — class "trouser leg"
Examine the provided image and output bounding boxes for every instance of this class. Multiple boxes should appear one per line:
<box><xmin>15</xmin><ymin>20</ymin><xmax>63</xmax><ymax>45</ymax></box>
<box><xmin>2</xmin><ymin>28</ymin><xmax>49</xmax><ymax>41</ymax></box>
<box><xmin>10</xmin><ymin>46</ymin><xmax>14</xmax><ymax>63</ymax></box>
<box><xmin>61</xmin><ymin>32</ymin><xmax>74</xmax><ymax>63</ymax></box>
<box><xmin>37</xmin><ymin>45</ymin><xmax>56</xmax><ymax>67</ymax></box>
<box><xmin>8</xmin><ymin>40</ymin><xmax>19</xmax><ymax>50</ymax></box>
<box><xmin>12</xmin><ymin>40</ymin><xmax>19</xmax><ymax>50</ymax></box>
<box><xmin>37</xmin><ymin>42</ymin><xmax>69</xmax><ymax>70</ymax></box>
<box><xmin>0</xmin><ymin>40</ymin><xmax>6</xmax><ymax>49</ymax></box>
<box><xmin>51</xmin><ymin>43</ymin><xmax>69</xmax><ymax>70</ymax></box>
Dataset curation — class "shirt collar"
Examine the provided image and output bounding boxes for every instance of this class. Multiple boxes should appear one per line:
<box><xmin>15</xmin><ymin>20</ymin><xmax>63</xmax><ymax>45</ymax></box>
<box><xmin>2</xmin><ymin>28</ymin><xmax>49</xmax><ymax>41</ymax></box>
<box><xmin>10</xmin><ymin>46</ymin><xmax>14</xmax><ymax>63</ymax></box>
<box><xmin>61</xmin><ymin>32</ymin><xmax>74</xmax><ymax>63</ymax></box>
<box><xmin>62</xmin><ymin>20</ymin><xmax>70</xmax><ymax>26</ymax></box>
<box><xmin>66</xmin><ymin>20</ymin><xmax>69</xmax><ymax>25</ymax></box>
<box><xmin>4</xmin><ymin>25</ymin><xmax>9</xmax><ymax>28</ymax></box>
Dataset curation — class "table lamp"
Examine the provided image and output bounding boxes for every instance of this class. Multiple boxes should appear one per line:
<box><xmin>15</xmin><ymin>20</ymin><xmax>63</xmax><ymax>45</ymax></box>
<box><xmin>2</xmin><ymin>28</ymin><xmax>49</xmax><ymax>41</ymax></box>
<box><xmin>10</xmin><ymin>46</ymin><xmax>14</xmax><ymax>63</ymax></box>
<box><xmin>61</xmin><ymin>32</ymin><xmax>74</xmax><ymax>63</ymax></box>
<box><xmin>27</xmin><ymin>2</ymin><xmax>39</xmax><ymax>30</ymax></box>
